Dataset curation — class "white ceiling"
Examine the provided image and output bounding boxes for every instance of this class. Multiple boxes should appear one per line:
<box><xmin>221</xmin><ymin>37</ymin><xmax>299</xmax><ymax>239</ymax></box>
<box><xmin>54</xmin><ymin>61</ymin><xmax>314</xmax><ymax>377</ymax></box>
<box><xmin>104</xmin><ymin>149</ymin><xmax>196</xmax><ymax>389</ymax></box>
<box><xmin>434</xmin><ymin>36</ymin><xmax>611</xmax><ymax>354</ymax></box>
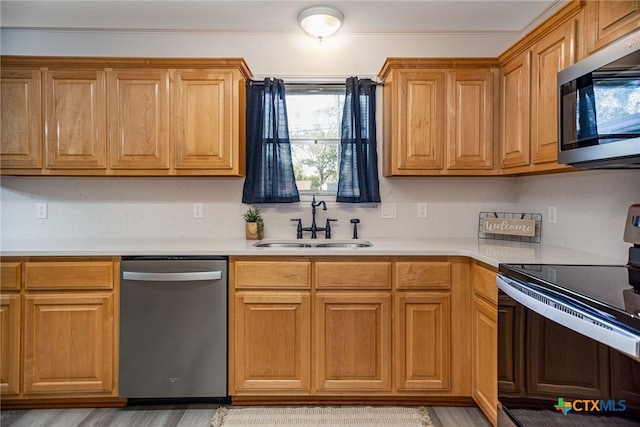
<box><xmin>1</xmin><ymin>1</ymin><xmax>566</xmax><ymax>36</ymax></box>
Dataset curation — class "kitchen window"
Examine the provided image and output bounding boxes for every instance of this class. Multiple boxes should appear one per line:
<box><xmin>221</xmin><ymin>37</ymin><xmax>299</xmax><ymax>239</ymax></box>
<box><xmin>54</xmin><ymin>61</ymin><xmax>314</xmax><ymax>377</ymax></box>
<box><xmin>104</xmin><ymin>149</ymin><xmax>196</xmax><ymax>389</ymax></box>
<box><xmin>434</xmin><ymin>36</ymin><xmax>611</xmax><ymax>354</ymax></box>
<box><xmin>286</xmin><ymin>85</ymin><xmax>345</xmax><ymax>198</ymax></box>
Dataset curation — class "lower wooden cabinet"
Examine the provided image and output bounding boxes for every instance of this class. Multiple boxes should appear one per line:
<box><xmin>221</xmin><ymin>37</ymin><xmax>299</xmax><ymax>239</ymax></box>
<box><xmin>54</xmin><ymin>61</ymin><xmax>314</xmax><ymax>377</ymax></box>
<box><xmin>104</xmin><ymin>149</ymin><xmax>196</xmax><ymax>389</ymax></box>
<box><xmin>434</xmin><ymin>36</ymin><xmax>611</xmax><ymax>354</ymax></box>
<box><xmin>23</xmin><ymin>293</ymin><xmax>115</xmax><ymax>395</ymax></box>
<box><xmin>232</xmin><ymin>292</ymin><xmax>311</xmax><ymax>394</ymax></box>
<box><xmin>0</xmin><ymin>257</ymin><xmax>120</xmax><ymax>405</ymax></box>
<box><xmin>315</xmin><ymin>292</ymin><xmax>391</xmax><ymax>393</ymax></box>
<box><xmin>0</xmin><ymin>294</ymin><xmax>21</xmax><ymax>396</ymax></box>
<box><xmin>396</xmin><ymin>292</ymin><xmax>451</xmax><ymax>391</ymax></box>
<box><xmin>471</xmin><ymin>262</ymin><xmax>498</xmax><ymax>426</ymax></box>
<box><xmin>472</xmin><ymin>295</ymin><xmax>497</xmax><ymax>425</ymax></box>
<box><xmin>229</xmin><ymin>256</ymin><xmax>470</xmax><ymax>401</ymax></box>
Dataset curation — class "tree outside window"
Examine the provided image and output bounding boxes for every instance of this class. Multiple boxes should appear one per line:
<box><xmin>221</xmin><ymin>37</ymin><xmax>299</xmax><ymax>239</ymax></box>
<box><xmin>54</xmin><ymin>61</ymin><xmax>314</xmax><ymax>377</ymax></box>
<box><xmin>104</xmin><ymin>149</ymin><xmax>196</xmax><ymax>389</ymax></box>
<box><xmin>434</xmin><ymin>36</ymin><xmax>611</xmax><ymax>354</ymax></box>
<box><xmin>286</xmin><ymin>86</ymin><xmax>344</xmax><ymax>197</ymax></box>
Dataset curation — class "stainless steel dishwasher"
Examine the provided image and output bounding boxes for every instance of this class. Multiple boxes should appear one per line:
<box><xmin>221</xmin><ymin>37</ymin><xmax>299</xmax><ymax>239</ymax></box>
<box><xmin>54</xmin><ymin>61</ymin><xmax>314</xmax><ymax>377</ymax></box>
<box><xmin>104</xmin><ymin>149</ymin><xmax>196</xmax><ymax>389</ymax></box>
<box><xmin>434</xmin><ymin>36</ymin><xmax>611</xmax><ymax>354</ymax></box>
<box><xmin>119</xmin><ymin>256</ymin><xmax>228</xmax><ymax>401</ymax></box>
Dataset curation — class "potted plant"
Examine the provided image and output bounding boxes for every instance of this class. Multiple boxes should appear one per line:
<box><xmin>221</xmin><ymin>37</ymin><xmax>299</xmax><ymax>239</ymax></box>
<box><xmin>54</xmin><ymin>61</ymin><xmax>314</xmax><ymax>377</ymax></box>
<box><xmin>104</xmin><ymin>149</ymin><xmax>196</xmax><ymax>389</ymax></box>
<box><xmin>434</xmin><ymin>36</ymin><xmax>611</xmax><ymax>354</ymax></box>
<box><xmin>243</xmin><ymin>207</ymin><xmax>264</xmax><ymax>240</ymax></box>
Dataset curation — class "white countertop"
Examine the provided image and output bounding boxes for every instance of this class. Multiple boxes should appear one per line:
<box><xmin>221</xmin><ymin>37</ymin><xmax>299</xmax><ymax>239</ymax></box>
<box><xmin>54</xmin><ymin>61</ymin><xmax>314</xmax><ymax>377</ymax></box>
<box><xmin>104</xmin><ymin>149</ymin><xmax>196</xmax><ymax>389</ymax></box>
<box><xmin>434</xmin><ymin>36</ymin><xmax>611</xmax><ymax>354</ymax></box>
<box><xmin>0</xmin><ymin>237</ymin><xmax>626</xmax><ymax>268</ymax></box>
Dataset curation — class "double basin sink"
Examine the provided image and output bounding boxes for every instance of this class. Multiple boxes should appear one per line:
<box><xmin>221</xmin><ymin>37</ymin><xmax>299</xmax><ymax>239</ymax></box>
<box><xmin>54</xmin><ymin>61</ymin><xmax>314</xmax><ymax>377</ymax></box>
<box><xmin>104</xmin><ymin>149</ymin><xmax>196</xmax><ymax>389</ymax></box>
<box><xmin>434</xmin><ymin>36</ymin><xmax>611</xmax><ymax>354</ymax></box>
<box><xmin>253</xmin><ymin>240</ymin><xmax>373</xmax><ymax>249</ymax></box>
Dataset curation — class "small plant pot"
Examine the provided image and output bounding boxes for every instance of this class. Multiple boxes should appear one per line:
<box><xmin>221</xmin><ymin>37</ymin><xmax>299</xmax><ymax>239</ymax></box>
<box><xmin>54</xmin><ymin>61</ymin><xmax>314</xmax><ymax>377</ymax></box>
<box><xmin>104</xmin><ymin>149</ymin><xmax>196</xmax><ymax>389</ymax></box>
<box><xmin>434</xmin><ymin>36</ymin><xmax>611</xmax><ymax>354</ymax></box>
<box><xmin>245</xmin><ymin>222</ymin><xmax>263</xmax><ymax>240</ymax></box>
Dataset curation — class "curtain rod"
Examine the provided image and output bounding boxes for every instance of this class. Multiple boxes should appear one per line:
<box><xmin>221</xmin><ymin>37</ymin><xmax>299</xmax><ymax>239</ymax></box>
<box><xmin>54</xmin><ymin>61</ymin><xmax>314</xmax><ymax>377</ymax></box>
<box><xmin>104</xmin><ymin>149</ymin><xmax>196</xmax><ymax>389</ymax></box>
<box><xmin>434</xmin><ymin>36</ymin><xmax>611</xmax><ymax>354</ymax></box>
<box><xmin>247</xmin><ymin>80</ymin><xmax>383</xmax><ymax>87</ymax></box>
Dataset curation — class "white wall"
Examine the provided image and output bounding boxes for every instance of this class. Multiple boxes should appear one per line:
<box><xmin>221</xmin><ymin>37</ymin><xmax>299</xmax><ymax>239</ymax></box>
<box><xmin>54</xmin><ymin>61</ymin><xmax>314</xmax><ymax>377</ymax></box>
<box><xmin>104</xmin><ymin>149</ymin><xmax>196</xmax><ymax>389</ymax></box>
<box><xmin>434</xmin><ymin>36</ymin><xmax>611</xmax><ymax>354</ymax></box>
<box><xmin>1</xmin><ymin>29</ymin><xmax>519</xmax><ymax>77</ymax></box>
<box><xmin>0</xmin><ymin>176</ymin><xmax>517</xmax><ymax>241</ymax></box>
<box><xmin>515</xmin><ymin>170</ymin><xmax>639</xmax><ymax>259</ymax></box>
<box><xmin>1</xmin><ymin>29</ymin><xmax>638</xmax><ymax>260</ymax></box>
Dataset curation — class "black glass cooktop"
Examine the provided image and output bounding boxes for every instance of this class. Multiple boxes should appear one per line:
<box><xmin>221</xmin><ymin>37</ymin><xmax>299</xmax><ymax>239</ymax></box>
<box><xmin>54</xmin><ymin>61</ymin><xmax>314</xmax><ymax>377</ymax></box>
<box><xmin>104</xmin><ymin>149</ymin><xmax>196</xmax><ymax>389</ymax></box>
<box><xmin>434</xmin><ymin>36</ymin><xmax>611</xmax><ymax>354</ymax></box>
<box><xmin>499</xmin><ymin>263</ymin><xmax>640</xmax><ymax>332</ymax></box>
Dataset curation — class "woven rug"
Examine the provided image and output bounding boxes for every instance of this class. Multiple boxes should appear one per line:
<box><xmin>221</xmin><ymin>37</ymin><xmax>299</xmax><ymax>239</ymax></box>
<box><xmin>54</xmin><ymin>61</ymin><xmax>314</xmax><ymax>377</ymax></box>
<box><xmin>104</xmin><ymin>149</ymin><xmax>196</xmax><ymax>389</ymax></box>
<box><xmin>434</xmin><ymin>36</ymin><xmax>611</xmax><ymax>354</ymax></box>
<box><xmin>211</xmin><ymin>406</ymin><xmax>433</xmax><ymax>427</ymax></box>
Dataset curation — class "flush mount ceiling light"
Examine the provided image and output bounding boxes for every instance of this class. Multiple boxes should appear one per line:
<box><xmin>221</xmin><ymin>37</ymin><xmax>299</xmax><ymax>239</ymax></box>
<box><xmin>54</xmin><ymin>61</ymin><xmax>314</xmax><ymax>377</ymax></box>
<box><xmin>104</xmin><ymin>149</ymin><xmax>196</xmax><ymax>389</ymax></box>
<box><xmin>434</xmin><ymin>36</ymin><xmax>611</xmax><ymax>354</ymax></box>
<box><xmin>297</xmin><ymin>6</ymin><xmax>344</xmax><ymax>40</ymax></box>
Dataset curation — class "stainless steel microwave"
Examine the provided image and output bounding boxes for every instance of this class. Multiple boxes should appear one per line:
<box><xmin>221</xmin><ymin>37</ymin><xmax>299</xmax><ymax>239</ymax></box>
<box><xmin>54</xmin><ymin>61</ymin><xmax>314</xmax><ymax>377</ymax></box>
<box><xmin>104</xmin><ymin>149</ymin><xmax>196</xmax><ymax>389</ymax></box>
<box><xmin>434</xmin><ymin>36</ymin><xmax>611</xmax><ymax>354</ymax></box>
<box><xmin>558</xmin><ymin>30</ymin><xmax>640</xmax><ymax>169</ymax></box>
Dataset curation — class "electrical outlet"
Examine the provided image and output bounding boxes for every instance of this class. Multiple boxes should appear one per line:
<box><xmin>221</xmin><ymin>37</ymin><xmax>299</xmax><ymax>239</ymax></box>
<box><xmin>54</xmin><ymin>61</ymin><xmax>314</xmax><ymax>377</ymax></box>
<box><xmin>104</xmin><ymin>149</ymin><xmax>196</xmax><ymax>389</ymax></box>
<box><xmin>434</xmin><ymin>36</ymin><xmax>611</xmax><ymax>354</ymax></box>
<box><xmin>548</xmin><ymin>205</ymin><xmax>557</xmax><ymax>224</ymax></box>
<box><xmin>193</xmin><ymin>203</ymin><xmax>204</xmax><ymax>219</ymax></box>
<box><xmin>417</xmin><ymin>202</ymin><xmax>428</xmax><ymax>218</ymax></box>
<box><xmin>36</xmin><ymin>202</ymin><xmax>48</xmax><ymax>219</ymax></box>
<box><xmin>381</xmin><ymin>203</ymin><xmax>397</xmax><ymax>219</ymax></box>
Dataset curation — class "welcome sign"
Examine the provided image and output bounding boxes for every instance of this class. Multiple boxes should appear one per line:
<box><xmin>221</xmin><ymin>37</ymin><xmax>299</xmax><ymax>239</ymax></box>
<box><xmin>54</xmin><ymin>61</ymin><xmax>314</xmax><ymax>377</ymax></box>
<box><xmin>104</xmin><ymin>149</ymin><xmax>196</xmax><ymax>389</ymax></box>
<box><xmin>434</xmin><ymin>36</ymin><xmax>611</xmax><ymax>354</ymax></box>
<box><xmin>482</xmin><ymin>218</ymin><xmax>536</xmax><ymax>237</ymax></box>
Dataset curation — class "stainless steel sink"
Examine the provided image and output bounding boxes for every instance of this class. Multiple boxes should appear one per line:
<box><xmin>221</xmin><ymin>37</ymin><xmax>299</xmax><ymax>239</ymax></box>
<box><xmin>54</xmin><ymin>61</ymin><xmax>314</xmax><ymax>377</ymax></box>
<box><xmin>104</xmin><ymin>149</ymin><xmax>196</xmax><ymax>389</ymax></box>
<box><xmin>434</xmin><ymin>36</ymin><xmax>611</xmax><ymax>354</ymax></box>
<box><xmin>252</xmin><ymin>240</ymin><xmax>373</xmax><ymax>248</ymax></box>
<box><xmin>253</xmin><ymin>241</ymin><xmax>312</xmax><ymax>248</ymax></box>
<box><xmin>314</xmin><ymin>241</ymin><xmax>373</xmax><ymax>248</ymax></box>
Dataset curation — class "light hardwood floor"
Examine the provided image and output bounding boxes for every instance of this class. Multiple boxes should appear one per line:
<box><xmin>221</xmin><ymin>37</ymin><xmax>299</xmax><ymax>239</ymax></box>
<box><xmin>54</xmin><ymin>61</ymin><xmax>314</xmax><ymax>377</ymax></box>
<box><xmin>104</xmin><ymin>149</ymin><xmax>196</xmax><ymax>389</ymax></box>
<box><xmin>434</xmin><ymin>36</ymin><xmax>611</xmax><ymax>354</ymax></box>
<box><xmin>1</xmin><ymin>404</ymin><xmax>492</xmax><ymax>427</ymax></box>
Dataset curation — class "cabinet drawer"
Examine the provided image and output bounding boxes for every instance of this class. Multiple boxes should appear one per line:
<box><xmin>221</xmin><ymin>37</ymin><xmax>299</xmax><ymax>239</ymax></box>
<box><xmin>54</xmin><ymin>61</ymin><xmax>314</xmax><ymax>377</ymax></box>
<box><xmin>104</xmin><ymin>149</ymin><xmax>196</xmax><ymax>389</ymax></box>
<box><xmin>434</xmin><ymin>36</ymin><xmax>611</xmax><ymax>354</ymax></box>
<box><xmin>235</xmin><ymin>261</ymin><xmax>311</xmax><ymax>289</ymax></box>
<box><xmin>473</xmin><ymin>264</ymin><xmax>498</xmax><ymax>304</ymax></box>
<box><xmin>24</xmin><ymin>261</ymin><xmax>115</xmax><ymax>290</ymax></box>
<box><xmin>315</xmin><ymin>262</ymin><xmax>391</xmax><ymax>289</ymax></box>
<box><xmin>1</xmin><ymin>262</ymin><xmax>22</xmax><ymax>291</ymax></box>
<box><xmin>395</xmin><ymin>261</ymin><xmax>451</xmax><ymax>289</ymax></box>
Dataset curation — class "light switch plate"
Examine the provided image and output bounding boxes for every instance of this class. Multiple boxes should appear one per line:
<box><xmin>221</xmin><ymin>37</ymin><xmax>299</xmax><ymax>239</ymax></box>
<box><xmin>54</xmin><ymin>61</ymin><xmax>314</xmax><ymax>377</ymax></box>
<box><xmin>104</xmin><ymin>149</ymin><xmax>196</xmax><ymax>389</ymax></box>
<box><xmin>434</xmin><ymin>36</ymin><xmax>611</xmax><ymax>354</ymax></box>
<box><xmin>381</xmin><ymin>203</ymin><xmax>397</xmax><ymax>219</ymax></box>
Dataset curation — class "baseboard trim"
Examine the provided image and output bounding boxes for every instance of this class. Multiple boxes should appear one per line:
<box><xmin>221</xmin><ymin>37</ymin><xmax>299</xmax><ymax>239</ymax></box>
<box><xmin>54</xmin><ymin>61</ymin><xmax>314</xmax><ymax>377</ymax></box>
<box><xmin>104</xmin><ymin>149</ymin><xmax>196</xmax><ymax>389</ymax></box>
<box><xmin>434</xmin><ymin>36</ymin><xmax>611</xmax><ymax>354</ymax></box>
<box><xmin>231</xmin><ymin>396</ymin><xmax>476</xmax><ymax>407</ymax></box>
<box><xmin>0</xmin><ymin>397</ymin><xmax>127</xmax><ymax>409</ymax></box>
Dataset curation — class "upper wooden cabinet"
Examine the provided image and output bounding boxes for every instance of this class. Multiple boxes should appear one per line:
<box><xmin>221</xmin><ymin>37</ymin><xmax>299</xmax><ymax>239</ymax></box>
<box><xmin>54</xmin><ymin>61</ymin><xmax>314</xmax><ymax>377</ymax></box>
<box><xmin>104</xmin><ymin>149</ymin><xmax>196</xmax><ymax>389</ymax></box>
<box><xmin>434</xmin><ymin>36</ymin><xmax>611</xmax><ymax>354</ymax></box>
<box><xmin>378</xmin><ymin>59</ymin><xmax>499</xmax><ymax>176</ymax></box>
<box><xmin>530</xmin><ymin>21</ymin><xmax>577</xmax><ymax>165</ymax></box>
<box><xmin>0</xmin><ymin>57</ymin><xmax>251</xmax><ymax>176</ymax></box>
<box><xmin>173</xmin><ymin>69</ymin><xmax>245</xmax><ymax>174</ymax></box>
<box><xmin>0</xmin><ymin>68</ymin><xmax>43</xmax><ymax>169</ymax></box>
<box><xmin>500</xmin><ymin>52</ymin><xmax>531</xmax><ymax>169</ymax></box>
<box><xmin>447</xmin><ymin>70</ymin><xmax>496</xmax><ymax>170</ymax></box>
<box><xmin>585</xmin><ymin>0</ymin><xmax>640</xmax><ymax>55</ymax></box>
<box><xmin>107</xmin><ymin>69</ymin><xmax>170</xmax><ymax>170</ymax></box>
<box><xmin>44</xmin><ymin>69</ymin><xmax>108</xmax><ymax>170</ymax></box>
<box><xmin>498</xmin><ymin>2</ymin><xmax>580</xmax><ymax>174</ymax></box>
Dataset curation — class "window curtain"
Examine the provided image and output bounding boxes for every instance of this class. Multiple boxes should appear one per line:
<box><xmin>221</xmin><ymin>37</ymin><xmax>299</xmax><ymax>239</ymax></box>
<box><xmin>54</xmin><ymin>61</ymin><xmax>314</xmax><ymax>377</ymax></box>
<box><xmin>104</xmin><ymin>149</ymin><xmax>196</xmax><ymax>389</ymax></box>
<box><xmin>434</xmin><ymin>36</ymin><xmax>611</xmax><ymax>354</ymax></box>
<box><xmin>336</xmin><ymin>77</ymin><xmax>381</xmax><ymax>203</ymax></box>
<box><xmin>242</xmin><ymin>78</ymin><xmax>300</xmax><ymax>204</ymax></box>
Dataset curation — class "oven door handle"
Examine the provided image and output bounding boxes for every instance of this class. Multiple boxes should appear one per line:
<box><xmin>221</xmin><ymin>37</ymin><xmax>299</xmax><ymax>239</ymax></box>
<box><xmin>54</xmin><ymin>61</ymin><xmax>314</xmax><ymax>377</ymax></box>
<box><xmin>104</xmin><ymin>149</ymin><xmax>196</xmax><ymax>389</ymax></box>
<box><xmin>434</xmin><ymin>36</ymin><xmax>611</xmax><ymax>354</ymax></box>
<box><xmin>497</xmin><ymin>274</ymin><xmax>640</xmax><ymax>359</ymax></box>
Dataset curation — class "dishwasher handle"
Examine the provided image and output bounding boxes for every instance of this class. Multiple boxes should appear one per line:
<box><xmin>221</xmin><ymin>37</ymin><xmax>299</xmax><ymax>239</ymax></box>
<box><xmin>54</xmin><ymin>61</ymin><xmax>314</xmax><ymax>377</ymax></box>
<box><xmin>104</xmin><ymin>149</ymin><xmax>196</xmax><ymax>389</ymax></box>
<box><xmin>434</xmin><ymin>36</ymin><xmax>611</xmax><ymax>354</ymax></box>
<box><xmin>122</xmin><ymin>271</ymin><xmax>222</xmax><ymax>282</ymax></box>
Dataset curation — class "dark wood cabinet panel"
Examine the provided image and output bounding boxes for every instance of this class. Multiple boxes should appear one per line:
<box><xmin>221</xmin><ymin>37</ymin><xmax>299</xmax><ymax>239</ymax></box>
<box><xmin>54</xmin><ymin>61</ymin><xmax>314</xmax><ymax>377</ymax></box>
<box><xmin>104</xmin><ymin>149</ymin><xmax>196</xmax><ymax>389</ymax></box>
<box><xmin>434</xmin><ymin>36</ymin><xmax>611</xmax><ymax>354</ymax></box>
<box><xmin>497</xmin><ymin>294</ymin><xmax>525</xmax><ymax>396</ymax></box>
<box><xmin>527</xmin><ymin>314</ymin><xmax>610</xmax><ymax>398</ymax></box>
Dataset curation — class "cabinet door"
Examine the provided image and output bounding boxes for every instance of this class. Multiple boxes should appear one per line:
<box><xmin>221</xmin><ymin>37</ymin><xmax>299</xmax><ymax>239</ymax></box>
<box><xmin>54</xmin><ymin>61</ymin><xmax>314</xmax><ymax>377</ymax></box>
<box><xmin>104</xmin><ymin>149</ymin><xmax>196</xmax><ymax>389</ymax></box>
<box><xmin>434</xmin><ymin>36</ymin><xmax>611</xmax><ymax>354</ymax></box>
<box><xmin>1</xmin><ymin>68</ymin><xmax>43</xmax><ymax>169</ymax></box>
<box><xmin>315</xmin><ymin>292</ymin><xmax>391</xmax><ymax>392</ymax></box>
<box><xmin>24</xmin><ymin>293</ymin><xmax>114</xmax><ymax>395</ymax></box>
<box><xmin>0</xmin><ymin>294</ymin><xmax>21</xmax><ymax>396</ymax></box>
<box><xmin>232</xmin><ymin>292</ymin><xmax>310</xmax><ymax>393</ymax></box>
<box><xmin>395</xmin><ymin>292</ymin><xmax>451</xmax><ymax>391</ymax></box>
<box><xmin>446</xmin><ymin>70</ymin><xmax>495</xmax><ymax>170</ymax></box>
<box><xmin>472</xmin><ymin>295</ymin><xmax>497</xmax><ymax>426</ymax></box>
<box><xmin>173</xmin><ymin>69</ymin><xmax>242</xmax><ymax>174</ymax></box>
<box><xmin>44</xmin><ymin>70</ymin><xmax>107</xmax><ymax>169</ymax></box>
<box><xmin>500</xmin><ymin>52</ymin><xmax>531</xmax><ymax>169</ymax></box>
<box><xmin>392</xmin><ymin>70</ymin><xmax>445</xmax><ymax>173</ymax></box>
<box><xmin>531</xmin><ymin>21</ymin><xmax>576</xmax><ymax>165</ymax></box>
<box><xmin>586</xmin><ymin>0</ymin><xmax>640</xmax><ymax>54</ymax></box>
<box><xmin>107</xmin><ymin>69</ymin><xmax>170</xmax><ymax>170</ymax></box>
